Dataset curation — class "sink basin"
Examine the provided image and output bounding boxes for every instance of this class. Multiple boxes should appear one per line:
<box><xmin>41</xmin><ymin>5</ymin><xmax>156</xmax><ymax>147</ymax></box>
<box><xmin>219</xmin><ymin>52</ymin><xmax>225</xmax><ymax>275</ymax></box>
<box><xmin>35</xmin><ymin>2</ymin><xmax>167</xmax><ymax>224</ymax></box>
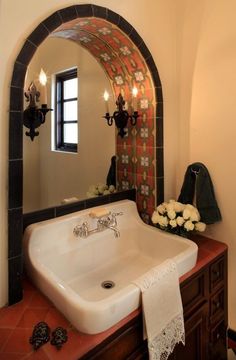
<box><xmin>23</xmin><ymin>199</ymin><xmax>198</xmax><ymax>334</ymax></box>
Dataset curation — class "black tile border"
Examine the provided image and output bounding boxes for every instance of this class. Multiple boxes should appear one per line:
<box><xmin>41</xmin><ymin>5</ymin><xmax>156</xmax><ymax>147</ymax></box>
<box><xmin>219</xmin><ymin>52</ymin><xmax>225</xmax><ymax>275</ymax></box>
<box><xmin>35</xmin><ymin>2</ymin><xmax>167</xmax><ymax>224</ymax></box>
<box><xmin>16</xmin><ymin>40</ymin><xmax>37</xmax><ymax>66</ymax></box>
<box><xmin>8</xmin><ymin>4</ymin><xmax>163</xmax><ymax>305</ymax></box>
<box><xmin>92</xmin><ymin>5</ymin><xmax>107</xmax><ymax>20</ymax></box>
<box><xmin>23</xmin><ymin>207</ymin><xmax>55</xmax><ymax>231</ymax></box>
<box><xmin>9</xmin><ymin>111</ymin><xmax>23</xmax><ymax>160</ymax></box>
<box><xmin>8</xmin><ymin>208</ymin><xmax>23</xmax><ymax>258</ymax></box>
<box><xmin>42</xmin><ymin>12</ymin><xmax>63</xmax><ymax>33</ymax></box>
<box><xmin>11</xmin><ymin>62</ymin><xmax>27</xmax><ymax>88</ymax></box>
<box><xmin>23</xmin><ymin>190</ymin><xmax>137</xmax><ymax>230</ymax></box>
<box><xmin>8</xmin><ymin>255</ymin><xmax>23</xmax><ymax>305</ymax></box>
<box><xmin>27</xmin><ymin>23</ymin><xmax>50</xmax><ymax>47</ymax></box>
<box><xmin>8</xmin><ymin>160</ymin><xmax>23</xmax><ymax>209</ymax></box>
<box><xmin>75</xmin><ymin>4</ymin><xmax>93</xmax><ymax>18</ymax></box>
<box><xmin>58</xmin><ymin>6</ymin><xmax>78</xmax><ymax>23</ymax></box>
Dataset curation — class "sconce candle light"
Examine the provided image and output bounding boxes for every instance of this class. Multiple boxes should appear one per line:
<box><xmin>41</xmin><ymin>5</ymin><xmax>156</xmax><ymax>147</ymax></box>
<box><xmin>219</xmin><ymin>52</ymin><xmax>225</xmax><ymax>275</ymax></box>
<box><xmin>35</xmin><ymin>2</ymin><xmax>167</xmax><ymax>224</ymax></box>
<box><xmin>23</xmin><ymin>68</ymin><xmax>52</xmax><ymax>141</ymax></box>
<box><xmin>103</xmin><ymin>89</ymin><xmax>139</xmax><ymax>137</ymax></box>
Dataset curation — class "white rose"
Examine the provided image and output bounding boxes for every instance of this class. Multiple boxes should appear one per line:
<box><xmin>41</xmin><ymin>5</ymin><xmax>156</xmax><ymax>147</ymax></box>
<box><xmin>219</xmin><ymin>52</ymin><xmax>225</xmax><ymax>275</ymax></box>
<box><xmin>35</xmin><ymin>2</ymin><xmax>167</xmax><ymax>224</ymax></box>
<box><xmin>98</xmin><ymin>184</ymin><xmax>107</xmax><ymax>194</ymax></box>
<box><xmin>190</xmin><ymin>209</ymin><xmax>200</xmax><ymax>222</ymax></box>
<box><xmin>159</xmin><ymin>215</ymin><xmax>168</xmax><ymax>227</ymax></box>
<box><xmin>169</xmin><ymin>219</ymin><xmax>177</xmax><ymax>228</ymax></box>
<box><xmin>88</xmin><ymin>185</ymin><xmax>96</xmax><ymax>193</ymax></box>
<box><xmin>109</xmin><ymin>185</ymin><xmax>115</xmax><ymax>193</ymax></box>
<box><xmin>173</xmin><ymin>201</ymin><xmax>185</xmax><ymax>213</ymax></box>
<box><xmin>103</xmin><ymin>190</ymin><xmax>110</xmax><ymax>195</ymax></box>
<box><xmin>183</xmin><ymin>208</ymin><xmax>191</xmax><ymax>220</ymax></box>
<box><xmin>195</xmin><ymin>222</ymin><xmax>206</xmax><ymax>232</ymax></box>
<box><xmin>167</xmin><ymin>210</ymin><xmax>176</xmax><ymax>220</ymax></box>
<box><xmin>176</xmin><ymin>216</ymin><xmax>185</xmax><ymax>226</ymax></box>
<box><xmin>152</xmin><ymin>211</ymin><xmax>160</xmax><ymax>224</ymax></box>
<box><xmin>184</xmin><ymin>220</ymin><xmax>194</xmax><ymax>231</ymax></box>
<box><xmin>186</xmin><ymin>204</ymin><xmax>195</xmax><ymax>211</ymax></box>
<box><xmin>166</xmin><ymin>202</ymin><xmax>175</xmax><ymax>212</ymax></box>
<box><xmin>156</xmin><ymin>204</ymin><xmax>166</xmax><ymax>214</ymax></box>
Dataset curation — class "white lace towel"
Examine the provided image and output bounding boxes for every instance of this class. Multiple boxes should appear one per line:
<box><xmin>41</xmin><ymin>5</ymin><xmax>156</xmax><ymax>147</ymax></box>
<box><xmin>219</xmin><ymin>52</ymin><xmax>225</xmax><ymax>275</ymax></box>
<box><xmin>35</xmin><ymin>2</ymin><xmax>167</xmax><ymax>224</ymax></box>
<box><xmin>133</xmin><ymin>259</ymin><xmax>185</xmax><ymax>360</ymax></box>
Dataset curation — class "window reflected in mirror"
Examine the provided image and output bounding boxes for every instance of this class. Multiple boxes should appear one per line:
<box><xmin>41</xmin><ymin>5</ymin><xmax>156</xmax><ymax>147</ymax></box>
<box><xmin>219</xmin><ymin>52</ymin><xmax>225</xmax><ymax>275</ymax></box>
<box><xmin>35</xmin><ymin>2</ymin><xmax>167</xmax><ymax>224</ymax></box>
<box><xmin>55</xmin><ymin>68</ymin><xmax>78</xmax><ymax>152</ymax></box>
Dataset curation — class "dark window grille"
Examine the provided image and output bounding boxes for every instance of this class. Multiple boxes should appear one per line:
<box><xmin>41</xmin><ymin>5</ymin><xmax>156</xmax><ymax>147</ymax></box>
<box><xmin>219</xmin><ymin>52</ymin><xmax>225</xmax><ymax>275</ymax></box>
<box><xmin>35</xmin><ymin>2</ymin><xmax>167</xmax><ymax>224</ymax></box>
<box><xmin>55</xmin><ymin>68</ymin><xmax>78</xmax><ymax>152</ymax></box>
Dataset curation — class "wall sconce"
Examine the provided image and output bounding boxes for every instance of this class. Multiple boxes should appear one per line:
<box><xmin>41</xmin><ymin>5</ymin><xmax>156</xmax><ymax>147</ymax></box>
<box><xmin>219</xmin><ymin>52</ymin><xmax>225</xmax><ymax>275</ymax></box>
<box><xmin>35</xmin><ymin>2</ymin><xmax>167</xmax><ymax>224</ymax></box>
<box><xmin>23</xmin><ymin>69</ymin><xmax>52</xmax><ymax>141</ymax></box>
<box><xmin>103</xmin><ymin>88</ymin><xmax>139</xmax><ymax>137</ymax></box>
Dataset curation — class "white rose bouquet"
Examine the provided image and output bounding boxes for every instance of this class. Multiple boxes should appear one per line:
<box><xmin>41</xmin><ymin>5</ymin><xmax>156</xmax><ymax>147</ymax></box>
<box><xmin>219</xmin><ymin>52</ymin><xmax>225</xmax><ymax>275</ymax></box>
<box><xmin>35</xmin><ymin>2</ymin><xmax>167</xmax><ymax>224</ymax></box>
<box><xmin>151</xmin><ymin>200</ymin><xmax>206</xmax><ymax>238</ymax></box>
<box><xmin>86</xmin><ymin>183</ymin><xmax>116</xmax><ymax>198</ymax></box>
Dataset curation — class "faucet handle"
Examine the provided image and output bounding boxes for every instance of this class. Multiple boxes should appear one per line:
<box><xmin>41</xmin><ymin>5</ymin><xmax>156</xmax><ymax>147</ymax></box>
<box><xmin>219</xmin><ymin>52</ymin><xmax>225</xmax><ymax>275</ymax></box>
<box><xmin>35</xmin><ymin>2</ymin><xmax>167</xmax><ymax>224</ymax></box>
<box><xmin>73</xmin><ymin>222</ymin><xmax>89</xmax><ymax>238</ymax></box>
<box><xmin>112</xmin><ymin>212</ymin><xmax>123</xmax><ymax>217</ymax></box>
<box><xmin>110</xmin><ymin>212</ymin><xmax>123</xmax><ymax>226</ymax></box>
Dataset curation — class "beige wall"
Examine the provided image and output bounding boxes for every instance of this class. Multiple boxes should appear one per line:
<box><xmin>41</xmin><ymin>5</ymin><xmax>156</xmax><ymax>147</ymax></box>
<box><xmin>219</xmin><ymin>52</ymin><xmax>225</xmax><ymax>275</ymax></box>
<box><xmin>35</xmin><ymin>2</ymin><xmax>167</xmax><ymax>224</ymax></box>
<box><xmin>23</xmin><ymin>37</ymin><xmax>114</xmax><ymax>212</ymax></box>
<box><xmin>188</xmin><ymin>0</ymin><xmax>236</xmax><ymax>327</ymax></box>
<box><xmin>1</xmin><ymin>0</ymin><xmax>235</xmax><ymax>330</ymax></box>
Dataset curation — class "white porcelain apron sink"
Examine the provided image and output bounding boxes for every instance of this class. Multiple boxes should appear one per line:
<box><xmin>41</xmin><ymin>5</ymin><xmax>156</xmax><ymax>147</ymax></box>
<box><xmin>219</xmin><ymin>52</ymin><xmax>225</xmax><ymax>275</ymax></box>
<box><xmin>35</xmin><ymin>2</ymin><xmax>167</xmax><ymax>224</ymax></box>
<box><xmin>23</xmin><ymin>200</ymin><xmax>198</xmax><ymax>334</ymax></box>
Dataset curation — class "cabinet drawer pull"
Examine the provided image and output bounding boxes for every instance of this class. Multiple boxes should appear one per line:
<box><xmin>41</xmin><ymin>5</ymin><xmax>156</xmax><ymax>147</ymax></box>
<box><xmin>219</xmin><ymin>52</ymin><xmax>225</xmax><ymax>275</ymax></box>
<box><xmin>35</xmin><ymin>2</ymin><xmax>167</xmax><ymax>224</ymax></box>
<box><xmin>212</xmin><ymin>270</ymin><xmax>220</xmax><ymax>277</ymax></box>
<box><xmin>213</xmin><ymin>301</ymin><xmax>220</xmax><ymax>308</ymax></box>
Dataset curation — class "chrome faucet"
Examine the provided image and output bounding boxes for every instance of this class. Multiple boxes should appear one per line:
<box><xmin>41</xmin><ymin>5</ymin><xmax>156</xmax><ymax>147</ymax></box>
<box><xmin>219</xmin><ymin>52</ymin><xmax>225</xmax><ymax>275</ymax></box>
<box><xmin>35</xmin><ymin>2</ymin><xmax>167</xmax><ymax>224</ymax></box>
<box><xmin>97</xmin><ymin>216</ymin><xmax>120</xmax><ymax>238</ymax></box>
<box><xmin>73</xmin><ymin>222</ymin><xmax>89</xmax><ymax>238</ymax></box>
<box><xmin>73</xmin><ymin>212</ymin><xmax>123</xmax><ymax>239</ymax></box>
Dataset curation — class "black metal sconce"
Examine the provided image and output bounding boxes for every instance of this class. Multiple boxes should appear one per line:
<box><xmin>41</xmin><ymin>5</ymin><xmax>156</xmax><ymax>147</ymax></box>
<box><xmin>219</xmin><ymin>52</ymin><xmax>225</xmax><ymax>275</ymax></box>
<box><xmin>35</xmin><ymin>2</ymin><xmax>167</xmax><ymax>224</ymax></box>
<box><xmin>103</xmin><ymin>92</ymin><xmax>139</xmax><ymax>138</ymax></box>
<box><xmin>23</xmin><ymin>70</ymin><xmax>52</xmax><ymax>141</ymax></box>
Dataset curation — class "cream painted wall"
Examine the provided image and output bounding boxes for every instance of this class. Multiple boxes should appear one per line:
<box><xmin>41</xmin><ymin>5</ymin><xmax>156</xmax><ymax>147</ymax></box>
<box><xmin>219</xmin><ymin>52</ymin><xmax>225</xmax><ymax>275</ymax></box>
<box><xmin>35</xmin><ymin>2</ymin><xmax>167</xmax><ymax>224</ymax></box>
<box><xmin>187</xmin><ymin>0</ymin><xmax>236</xmax><ymax>328</ymax></box>
<box><xmin>0</xmin><ymin>0</ymin><xmax>178</xmax><ymax>308</ymax></box>
<box><xmin>23</xmin><ymin>37</ymin><xmax>114</xmax><ymax>212</ymax></box>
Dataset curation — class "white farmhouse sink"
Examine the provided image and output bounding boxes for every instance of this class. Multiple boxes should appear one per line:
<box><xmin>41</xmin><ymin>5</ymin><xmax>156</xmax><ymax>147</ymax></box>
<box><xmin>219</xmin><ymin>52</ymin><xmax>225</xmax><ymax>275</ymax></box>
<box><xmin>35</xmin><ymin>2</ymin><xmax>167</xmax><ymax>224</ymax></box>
<box><xmin>23</xmin><ymin>200</ymin><xmax>198</xmax><ymax>334</ymax></box>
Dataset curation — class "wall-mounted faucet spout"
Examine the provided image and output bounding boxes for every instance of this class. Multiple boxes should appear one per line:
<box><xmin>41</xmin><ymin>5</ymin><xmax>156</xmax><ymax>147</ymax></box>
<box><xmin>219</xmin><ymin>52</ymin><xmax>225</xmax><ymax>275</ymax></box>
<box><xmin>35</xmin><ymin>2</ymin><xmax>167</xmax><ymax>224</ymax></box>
<box><xmin>73</xmin><ymin>212</ymin><xmax>123</xmax><ymax>239</ymax></box>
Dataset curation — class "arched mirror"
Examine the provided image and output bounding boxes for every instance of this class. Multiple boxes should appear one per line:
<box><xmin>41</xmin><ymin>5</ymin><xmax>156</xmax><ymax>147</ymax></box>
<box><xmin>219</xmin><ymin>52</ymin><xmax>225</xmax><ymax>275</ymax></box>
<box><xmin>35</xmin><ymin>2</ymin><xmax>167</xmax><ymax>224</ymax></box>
<box><xmin>23</xmin><ymin>36</ymin><xmax>115</xmax><ymax>213</ymax></box>
<box><xmin>8</xmin><ymin>5</ymin><xmax>163</xmax><ymax>305</ymax></box>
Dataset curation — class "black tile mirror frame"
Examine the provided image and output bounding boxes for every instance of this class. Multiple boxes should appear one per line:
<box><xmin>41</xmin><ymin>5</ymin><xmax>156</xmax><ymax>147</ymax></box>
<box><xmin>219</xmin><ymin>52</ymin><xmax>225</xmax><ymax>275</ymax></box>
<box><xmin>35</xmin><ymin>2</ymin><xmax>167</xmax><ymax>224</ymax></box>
<box><xmin>8</xmin><ymin>4</ymin><xmax>163</xmax><ymax>305</ymax></box>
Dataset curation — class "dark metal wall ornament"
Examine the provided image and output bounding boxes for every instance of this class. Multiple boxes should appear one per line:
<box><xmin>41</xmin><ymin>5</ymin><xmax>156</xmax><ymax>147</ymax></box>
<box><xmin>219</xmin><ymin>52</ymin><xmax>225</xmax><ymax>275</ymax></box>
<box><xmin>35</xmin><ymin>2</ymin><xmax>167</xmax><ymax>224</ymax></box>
<box><xmin>50</xmin><ymin>327</ymin><xmax>68</xmax><ymax>350</ymax></box>
<box><xmin>103</xmin><ymin>93</ymin><xmax>139</xmax><ymax>138</ymax></box>
<box><xmin>23</xmin><ymin>82</ymin><xmax>52</xmax><ymax>141</ymax></box>
<box><xmin>29</xmin><ymin>321</ymin><xmax>50</xmax><ymax>350</ymax></box>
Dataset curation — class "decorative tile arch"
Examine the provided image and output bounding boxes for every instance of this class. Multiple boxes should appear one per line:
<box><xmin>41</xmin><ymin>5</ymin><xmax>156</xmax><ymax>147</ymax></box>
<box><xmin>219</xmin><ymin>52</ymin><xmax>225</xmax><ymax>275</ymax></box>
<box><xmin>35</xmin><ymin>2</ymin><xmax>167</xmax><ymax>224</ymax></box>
<box><xmin>8</xmin><ymin>4</ymin><xmax>163</xmax><ymax>304</ymax></box>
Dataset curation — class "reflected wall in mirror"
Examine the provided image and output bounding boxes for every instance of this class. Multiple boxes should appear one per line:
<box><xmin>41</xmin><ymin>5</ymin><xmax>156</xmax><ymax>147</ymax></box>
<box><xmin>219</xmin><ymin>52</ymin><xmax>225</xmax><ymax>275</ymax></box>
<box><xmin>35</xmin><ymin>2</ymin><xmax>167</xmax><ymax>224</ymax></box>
<box><xmin>23</xmin><ymin>37</ymin><xmax>115</xmax><ymax>213</ymax></box>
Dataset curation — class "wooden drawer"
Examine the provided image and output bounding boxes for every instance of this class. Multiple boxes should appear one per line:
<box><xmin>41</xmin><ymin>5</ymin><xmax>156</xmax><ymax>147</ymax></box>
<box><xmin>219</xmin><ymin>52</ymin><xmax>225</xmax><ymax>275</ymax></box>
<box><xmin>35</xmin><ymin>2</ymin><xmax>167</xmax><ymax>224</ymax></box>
<box><xmin>209</xmin><ymin>320</ymin><xmax>227</xmax><ymax>360</ymax></box>
<box><xmin>181</xmin><ymin>271</ymin><xmax>207</xmax><ymax>316</ymax></box>
<box><xmin>210</xmin><ymin>257</ymin><xmax>225</xmax><ymax>293</ymax></box>
<box><xmin>80</xmin><ymin>316</ymin><xmax>144</xmax><ymax>360</ymax></box>
<box><xmin>210</xmin><ymin>288</ymin><xmax>225</xmax><ymax>325</ymax></box>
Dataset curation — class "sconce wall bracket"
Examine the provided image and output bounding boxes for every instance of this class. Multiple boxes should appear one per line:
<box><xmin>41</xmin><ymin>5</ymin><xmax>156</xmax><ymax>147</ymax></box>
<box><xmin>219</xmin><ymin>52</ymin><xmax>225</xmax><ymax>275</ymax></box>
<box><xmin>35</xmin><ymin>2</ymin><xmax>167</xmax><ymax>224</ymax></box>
<box><xmin>23</xmin><ymin>82</ymin><xmax>52</xmax><ymax>141</ymax></box>
<box><xmin>103</xmin><ymin>94</ymin><xmax>138</xmax><ymax>137</ymax></box>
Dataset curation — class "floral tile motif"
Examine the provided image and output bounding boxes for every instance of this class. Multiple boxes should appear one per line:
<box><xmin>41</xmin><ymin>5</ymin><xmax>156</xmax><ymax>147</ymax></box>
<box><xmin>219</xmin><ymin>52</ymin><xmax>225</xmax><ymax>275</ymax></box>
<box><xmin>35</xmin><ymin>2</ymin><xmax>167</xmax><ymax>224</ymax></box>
<box><xmin>136</xmin><ymin>146</ymin><xmax>155</xmax><ymax>177</ymax></box>
<box><xmin>53</xmin><ymin>16</ymin><xmax>159</xmax><ymax>216</ymax></box>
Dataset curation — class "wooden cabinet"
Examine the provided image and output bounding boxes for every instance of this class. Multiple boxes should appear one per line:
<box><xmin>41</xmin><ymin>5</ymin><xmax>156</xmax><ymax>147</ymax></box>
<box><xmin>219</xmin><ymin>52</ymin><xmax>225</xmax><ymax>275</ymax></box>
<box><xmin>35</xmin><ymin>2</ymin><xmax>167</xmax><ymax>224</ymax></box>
<box><xmin>81</xmin><ymin>247</ymin><xmax>227</xmax><ymax>360</ymax></box>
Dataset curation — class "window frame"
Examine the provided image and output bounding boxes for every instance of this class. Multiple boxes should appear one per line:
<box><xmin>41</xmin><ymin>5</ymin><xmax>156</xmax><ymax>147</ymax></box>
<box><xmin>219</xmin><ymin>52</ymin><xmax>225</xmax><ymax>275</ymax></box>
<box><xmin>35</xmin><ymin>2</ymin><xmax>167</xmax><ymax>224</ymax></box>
<box><xmin>55</xmin><ymin>68</ymin><xmax>78</xmax><ymax>153</ymax></box>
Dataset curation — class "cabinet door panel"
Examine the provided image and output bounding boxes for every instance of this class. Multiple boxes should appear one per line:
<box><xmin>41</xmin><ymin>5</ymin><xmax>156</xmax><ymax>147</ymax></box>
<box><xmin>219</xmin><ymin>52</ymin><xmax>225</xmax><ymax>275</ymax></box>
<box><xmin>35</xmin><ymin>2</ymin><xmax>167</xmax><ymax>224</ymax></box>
<box><xmin>170</xmin><ymin>303</ymin><xmax>208</xmax><ymax>360</ymax></box>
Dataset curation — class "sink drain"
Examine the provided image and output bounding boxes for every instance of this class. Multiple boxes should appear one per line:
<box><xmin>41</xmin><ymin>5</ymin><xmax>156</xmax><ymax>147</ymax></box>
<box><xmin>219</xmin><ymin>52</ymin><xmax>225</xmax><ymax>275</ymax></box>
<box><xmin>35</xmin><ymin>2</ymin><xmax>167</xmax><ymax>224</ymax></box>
<box><xmin>101</xmin><ymin>280</ymin><xmax>115</xmax><ymax>289</ymax></box>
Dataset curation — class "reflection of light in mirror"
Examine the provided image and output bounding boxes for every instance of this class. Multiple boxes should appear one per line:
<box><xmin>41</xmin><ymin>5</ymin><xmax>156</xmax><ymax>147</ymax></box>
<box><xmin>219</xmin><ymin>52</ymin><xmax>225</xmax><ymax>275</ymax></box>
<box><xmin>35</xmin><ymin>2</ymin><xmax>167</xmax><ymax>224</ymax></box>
<box><xmin>132</xmin><ymin>86</ymin><xmax>138</xmax><ymax>111</ymax></box>
<box><xmin>39</xmin><ymin>68</ymin><xmax>47</xmax><ymax>104</ymax></box>
<box><xmin>103</xmin><ymin>90</ymin><xmax>109</xmax><ymax>113</ymax></box>
<box><xmin>64</xmin><ymin>101</ymin><xmax>77</xmax><ymax>121</ymax></box>
<box><xmin>64</xmin><ymin>123</ymin><xmax>78</xmax><ymax>143</ymax></box>
<box><xmin>132</xmin><ymin>86</ymin><xmax>138</xmax><ymax>97</ymax></box>
<box><xmin>39</xmin><ymin>68</ymin><xmax>47</xmax><ymax>85</ymax></box>
<box><xmin>64</xmin><ymin>77</ymin><xmax>77</xmax><ymax>99</ymax></box>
